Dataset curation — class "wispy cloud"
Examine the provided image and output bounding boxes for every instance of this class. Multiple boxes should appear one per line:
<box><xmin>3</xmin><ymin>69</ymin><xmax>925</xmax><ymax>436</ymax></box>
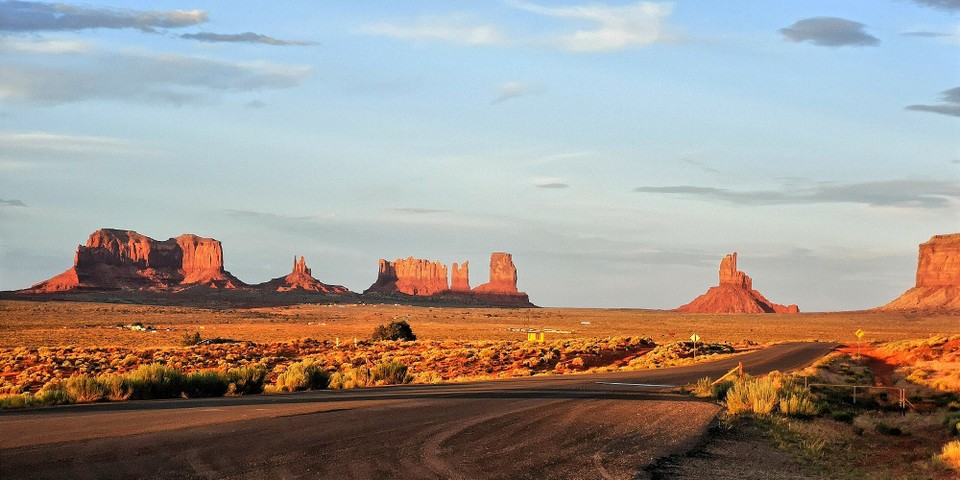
<box><xmin>510</xmin><ymin>0</ymin><xmax>676</xmax><ymax>51</ymax></box>
<box><xmin>360</xmin><ymin>14</ymin><xmax>504</xmax><ymax>46</ymax></box>
<box><xmin>0</xmin><ymin>1</ymin><xmax>206</xmax><ymax>32</ymax></box>
<box><xmin>902</xmin><ymin>30</ymin><xmax>951</xmax><ymax>37</ymax></box>
<box><xmin>911</xmin><ymin>0</ymin><xmax>960</xmax><ymax>11</ymax></box>
<box><xmin>906</xmin><ymin>86</ymin><xmax>960</xmax><ymax>117</ymax></box>
<box><xmin>0</xmin><ymin>131</ymin><xmax>143</xmax><ymax>157</ymax></box>
<box><xmin>0</xmin><ymin>47</ymin><xmax>310</xmax><ymax>106</ymax></box>
<box><xmin>491</xmin><ymin>82</ymin><xmax>545</xmax><ymax>104</ymax></box>
<box><xmin>634</xmin><ymin>179</ymin><xmax>960</xmax><ymax>209</ymax></box>
<box><xmin>533</xmin><ymin>177</ymin><xmax>570</xmax><ymax>189</ymax></box>
<box><xmin>387</xmin><ymin>208</ymin><xmax>453</xmax><ymax>214</ymax></box>
<box><xmin>0</xmin><ymin>198</ymin><xmax>27</xmax><ymax>207</ymax></box>
<box><xmin>679</xmin><ymin>156</ymin><xmax>720</xmax><ymax>174</ymax></box>
<box><xmin>362</xmin><ymin>2</ymin><xmax>677</xmax><ymax>52</ymax></box>
<box><xmin>0</xmin><ymin>36</ymin><xmax>92</xmax><ymax>54</ymax></box>
<box><xmin>780</xmin><ymin>17</ymin><xmax>880</xmax><ymax>47</ymax></box>
<box><xmin>180</xmin><ymin>32</ymin><xmax>315</xmax><ymax>46</ymax></box>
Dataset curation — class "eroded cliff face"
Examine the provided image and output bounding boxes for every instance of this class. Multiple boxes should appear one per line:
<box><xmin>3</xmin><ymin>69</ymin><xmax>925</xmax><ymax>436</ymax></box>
<box><xmin>450</xmin><ymin>261</ymin><xmax>470</xmax><ymax>292</ymax></box>
<box><xmin>676</xmin><ymin>252</ymin><xmax>799</xmax><ymax>314</ymax></box>
<box><xmin>880</xmin><ymin>233</ymin><xmax>960</xmax><ymax>310</ymax></box>
<box><xmin>27</xmin><ymin>229</ymin><xmax>243</xmax><ymax>292</ymax></box>
<box><xmin>364</xmin><ymin>257</ymin><xmax>450</xmax><ymax>296</ymax></box>
<box><xmin>473</xmin><ymin>252</ymin><xmax>520</xmax><ymax>295</ymax></box>
<box><xmin>259</xmin><ymin>256</ymin><xmax>350</xmax><ymax>294</ymax></box>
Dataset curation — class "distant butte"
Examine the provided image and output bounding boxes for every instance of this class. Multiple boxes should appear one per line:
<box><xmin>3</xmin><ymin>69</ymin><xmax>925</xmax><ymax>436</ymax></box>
<box><xmin>26</xmin><ymin>228</ymin><xmax>244</xmax><ymax>292</ymax></box>
<box><xmin>879</xmin><ymin>233</ymin><xmax>960</xmax><ymax>311</ymax></box>
<box><xmin>676</xmin><ymin>253</ymin><xmax>799</xmax><ymax>314</ymax></box>
<box><xmin>258</xmin><ymin>256</ymin><xmax>350</xmax><ymax>294</ymax></box>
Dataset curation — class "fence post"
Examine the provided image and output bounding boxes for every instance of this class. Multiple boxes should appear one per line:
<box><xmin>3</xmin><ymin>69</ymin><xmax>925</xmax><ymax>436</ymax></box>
<box><xmin>853</xmin><ymin>385</ymin><xmax>857</xmax><ymax>404</ymax></box>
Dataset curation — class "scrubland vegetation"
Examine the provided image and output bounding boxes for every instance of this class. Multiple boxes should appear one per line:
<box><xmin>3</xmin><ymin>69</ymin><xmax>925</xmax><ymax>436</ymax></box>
<box><xmin>687</xmin><ymin>338</ymin><xmax>960</xmax><ymax>479</ymax></box>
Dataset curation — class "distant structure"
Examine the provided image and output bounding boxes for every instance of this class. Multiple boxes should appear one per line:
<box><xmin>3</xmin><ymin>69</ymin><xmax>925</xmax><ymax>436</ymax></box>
<box><xmin>258</xmin><ymin>256</ymin><xmax>350</xmax><ymax>294</ymax></box>
<box><xmin>879</xmin><ymin>233</ymin><xmax>960</xmax><ymax>311</ymax></box>
<box><xmin>675</xmin><ymin>253</ymin><xmax>799</xmax><ymax>314</ymax></box>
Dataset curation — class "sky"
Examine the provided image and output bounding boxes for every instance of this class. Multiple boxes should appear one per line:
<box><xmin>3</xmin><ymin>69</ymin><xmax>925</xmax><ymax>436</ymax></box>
<box><xmin>0</xmin><ymin>0</ymin><xmax>958</xmax><ymax>311</ymax></box>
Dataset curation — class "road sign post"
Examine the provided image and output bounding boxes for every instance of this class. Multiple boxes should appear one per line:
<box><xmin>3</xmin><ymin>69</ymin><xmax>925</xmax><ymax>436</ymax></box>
<box><xmin>690</xmin><ymin>333</ymin><xmax>700</xmax><ymax>362</ymax></box>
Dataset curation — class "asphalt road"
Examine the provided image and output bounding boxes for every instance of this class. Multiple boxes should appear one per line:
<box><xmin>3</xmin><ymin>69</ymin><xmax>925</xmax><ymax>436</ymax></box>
<box><xmin>0</xmin><ymin>342</ymin><xmax>835</xmax><ymax>480</ymax></box>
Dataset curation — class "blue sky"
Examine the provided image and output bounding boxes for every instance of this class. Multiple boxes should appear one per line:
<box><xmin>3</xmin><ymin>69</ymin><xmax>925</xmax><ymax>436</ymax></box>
<box><xmin>0</xmin><ymin>0</ymin><xmax>958</xmax><ymax>310</ymax></box>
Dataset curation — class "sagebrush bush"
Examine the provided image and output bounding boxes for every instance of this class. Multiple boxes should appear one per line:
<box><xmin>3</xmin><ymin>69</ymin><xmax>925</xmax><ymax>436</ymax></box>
<box><xmin>273</xmin><ymin>360</ymin><xmax>330</xmax><ymax>392</ymax></box>
<box><xmin>226</xmin><ymin>365</ymin><xmax>266</xmax><ymax>395</ymax></box>
<box><xmin>184</xmin><ymin>370</ymin><xmax>230</xmax><ymax>398</ymax></box>
<box><xmin>939</xmin><ymin>440</ymin><xmax>960</xmax><ymax>470</ymax></box>
<box><xmin>36</xmin><ymin>383</ymin><xmax>71</xmax><ymax>405</ymax></box>
<box><xmin>692</xmin><ymin>377</ymin><xmax>714</xmax><ymax>398</ymax></box>
<box><xmin>0</xmin><ymin>393</ymin><xmax>37</xmax><ymax>409</ymax></box>
<box><xmin>124</xmin><ymin>363</ymin><xmax>187</xmax><ymax>399</ymax></box>
<box><xmin>64</xmin><ymin>375</ymin><xmax>106</xmax><ymax>403</ymax></box>
<box><xmin>371</xmin><ymin>361</ymin><xmax>411</xmax><ymax>385</ymax></box>
<box><xmin>726</xmin><ymin>377</ymin><xmax>778</xmax><ymax>415</ymax></box>
<box><xmin>779</xmin><ymin>388</ymin><xmax>819</xmax><ymax>418</ymax></box>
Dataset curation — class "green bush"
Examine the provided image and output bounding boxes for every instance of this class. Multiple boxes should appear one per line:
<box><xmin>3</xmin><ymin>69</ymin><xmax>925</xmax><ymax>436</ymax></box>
<box><xmin>874</xmin><ymin>422</ymin><xmax>903</xmax><ymax>436</ymax></box>
<box><xmin>124</xmin><ymin>363</ymin><xmax>187</xmax><ymax>399</ymax></box>
<box><xmin>100</xmin><ymin>374</ymin><xmax>132</xmax><ymax>401</ymax></box>
<box><xmin>272</xmin><ymin>360</ymin><xmax>330</xmax><ymax>392</ymax></box>
<box><xmin>226</xmin><ymin>365</ymin><xmax>267</xmax><ymax>395</ymax></box>
<box><xmin>371</xmin><ymin>361</ymin><xmax>411</xmax><ymax>385</ymax></box>
<box><xmin>184</xmin><ymin>370</ymin><xmax>230</xmax><ymax>398</ymax></box>
<box><xmin>36</xmin><ymin>383</ymin><xmax>71</xmax><ymax>405</ymax></box>
<box><xmin>725</xmin><ymin>374</ymin><xmax>816</xmax><ymax>417</ymax></box>
<box><xmin>64</xmin><ymin>375</ymin><xmax>106</xmax><ymax>403</ymax></box>
<box><xmin>0</xmin><ymin>393</ymin><xmax>38</xmax><ymax>409</ymax></box>
<box><xmin>712</xmin><ymin>380</ymin><xmax>735</xmax><ymax>400</ymax></box>
<box><xmin>371</xmin><ymin>320</ymin><xmax>416</xmax><ymax>342</ymax></box>
<box><xmin>181</xmin><ymin>331</ymin><xmax>202</xmax><ymax>346</ymax></box>
<box><xmin>779</xmin><ymin>388</ymin><xmax>819</xmax><ymax>418</ymax></box>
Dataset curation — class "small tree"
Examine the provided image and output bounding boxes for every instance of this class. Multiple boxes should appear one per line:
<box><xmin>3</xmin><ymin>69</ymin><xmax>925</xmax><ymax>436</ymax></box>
<box><xmin>371</xmin><ymin>320</ymin><xmax>416</xmax><ymax>342</ymax></box>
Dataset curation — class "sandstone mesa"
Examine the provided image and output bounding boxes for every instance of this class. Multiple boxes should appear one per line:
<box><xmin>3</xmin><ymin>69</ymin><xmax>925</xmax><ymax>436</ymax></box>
<box><xmin>879</xmin><ymin>233</ymin><xmax>960</xmax><ymax>311</ymax></box>
<box><xmin>259</xmin><ymin>256</ymin><xmax>350</xmax><ymax>294</ymax></box>
<box><xmin>675</xmin><ymin>253</ymin><xmax>799</xmax><ymax>314</ymax></box>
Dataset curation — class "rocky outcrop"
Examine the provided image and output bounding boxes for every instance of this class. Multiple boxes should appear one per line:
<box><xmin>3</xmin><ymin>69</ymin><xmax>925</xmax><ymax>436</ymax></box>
<box><xmin>879</xmin><ymin>234</ymin><xmax>960</xmax><ymax>310</ymax></box>
<box><xmin>676</xmin><ymin>253</ymin><xmax>799</xmax><ymax>314</ymax></box>
<box><xmin>450</xmin><ymin>261</ymin><xmax>470</xmax><ymax>292</ymax></box>
<box><xmin>364</xmin><ymin>257</ymin><xmax>449</xmax><ymax>296</ymax></box>
<box><xmin>26</xmin><ymin>228</ymin><xmax>243</xmax><ymax>292</ymax></box>
<box><xmin>473</xmin><ymin>253</ymin><xmax>520</xmax><ymax>295</ymax></box>
<box><xmin>472</xmin><ymin>252</ymin><xmax>531</xmax><ymax>305</ymax></box>
<box><xmin>258</xmin><ymin>256</ymin><xmax>350</xmax><ymax>294</ymax></box>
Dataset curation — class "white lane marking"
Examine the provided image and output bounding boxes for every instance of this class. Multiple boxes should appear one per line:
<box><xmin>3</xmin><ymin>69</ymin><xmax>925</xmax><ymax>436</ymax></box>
<box><xmin>595</xmin><ymin>382</ymin><xmax>676</xmax><ymax>388</ymax></box>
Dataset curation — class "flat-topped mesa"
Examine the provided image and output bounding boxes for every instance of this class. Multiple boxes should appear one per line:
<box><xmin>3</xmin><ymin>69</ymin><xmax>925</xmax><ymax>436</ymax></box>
<box><xmin>26</xmin><ymin>228</ymin><xmax>244</xmax><ymax>292</ymax></box>
<box><xmin>364</xmin><ymin>257</ymin><xmax>449</xmax><ymax>296</ymax></box>
<box><xmin>259</xmin><ymin>256</ymin><xmax>350</xmax><ymax>294</ymax></box>
<box><xmin>450</xmin><ymin>261</ymin><xmax>470</xmax><ymax>292</ymax></box>
<box><xmin>879</xmin><ymin>233</ymin><xmax>960</xmax><ymax>310</ymax></box>
<box><xmin>676</xmin><ymin>252</ymin><xmax>799</xmax><ymax>314</ymax></box>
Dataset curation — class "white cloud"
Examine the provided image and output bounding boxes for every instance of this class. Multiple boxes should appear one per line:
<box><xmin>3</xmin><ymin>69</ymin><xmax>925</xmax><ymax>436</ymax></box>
<box><xmin>360</xmin><ymin>14</ymin><xmax>504</xmax><ymax>46</ymax></box>
<box><xmin>0</xmin><ymin>131</ymin><xmax>143</xmax><ymax>157</ymax></box>
<box><xmin>362</xmin><ymin>2</ymin><xmax>676</xmax><ymax>52</ymax></box>
<box><xmin>491</xmin><ymin>81</ymin><xmax>545</xmax><ymax>104</ymax></box>
<box><xmin>0</xmin><ymin>36</ymin><xmax>93</xmax><ymax>54</ymax></box>
<box><xmin>533</xmin><ymin>177</ymin><xmax>570</xmax><ymax>188</ymax></box>
<box><xmin>510</xmin><ymin>1</ymin><xmax>676</xmax><ymax>51</ymax></box>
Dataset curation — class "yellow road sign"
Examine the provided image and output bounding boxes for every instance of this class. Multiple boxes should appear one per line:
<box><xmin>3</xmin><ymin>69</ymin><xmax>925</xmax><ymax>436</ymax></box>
<box><xmin>690</xmin><ymin>333</ymin><xmax>700</xmax><ymax>343</ymax></box>
<box><xmin>855</xmin><ymin>329</ymin><xmax>865</xmax><ymax>339</ymax></box>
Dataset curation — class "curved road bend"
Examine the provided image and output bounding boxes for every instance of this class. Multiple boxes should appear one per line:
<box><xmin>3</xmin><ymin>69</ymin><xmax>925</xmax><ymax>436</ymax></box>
<box><xmin>0</xmin><ymin>342</ymin><xmax>835</xmax><ymax>480</ymax></box>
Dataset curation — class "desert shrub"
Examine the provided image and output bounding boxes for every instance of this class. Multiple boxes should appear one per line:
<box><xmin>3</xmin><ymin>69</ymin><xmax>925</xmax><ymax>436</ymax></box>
<box><xmin>779</xmin><ymin>387</ymin><xmax>819</xmax><ymax>418</ymax></box>
<box><xmin>830</xmin><ymin>410</ymin><xmax>856</xmax><ymax>424</ymax></box>
<box><xmin>181</xmin><ymin>331</ymin><xmax>202</xmax><ymax>346</ymax></box>
<box><xmin>226</xmin><ymin>365</ymin><xmax>266</xmax><ymax>395</ymax></box>
<box><xmin>100</xmin><ymin>374</ymin><xmax>132</xmax><ymax>401</ymax></box>
<box><xmin>123</xmin><ymin>363</ymin><xmax>187</xmax><ymax>399</ymax></box>
<box><xmin>371</xmin><ymin>320</ymin><xmax>416</xmax><ymax>342</ymax></box>
<box><xmin>692</xmin><ymin>377</ymin><xmax>714</xmax><ymax>398</ymax></box>
<box><xmin>712</xmin><ymin>380</ymin><xmax>735</xmax><ymax>400</ymax></box>
<box><xmin>371</xmin><ymin>361</ymin><xmax>411</xmax><ymax>385</ymax></box>
<box><xmin>939</xmin><ymin>440</ymin><xmax>960</xmax><ymax>470</ymax></box>
<box><xmin>64</xmin><ymin>375</ymin><xmax>106</xmax><ymax>403</ymax></box>
<box><xmin>0</xmin><ymin>393</ymin><xmax>37</xmax><ymax>409</ymax></box>
<box><xmin>184</xmin><ymin>370</ymin><xmax>230</xmax><ymax>398</ymax></box>
<box><xmin>272</xmin><ymin>360</ymin><xmax>330</xmax><ymax>392</ymax></box>
<box><xmin>726</xmin><ymin>377</ymin><xmax>778</xmax><ymax>415</ymax></box>
<box><xmin>36</xmin><ymin>382</ymin><xmax>71</xmax><ymax>405</ymax></box>
<box><xmin>874</xmin><ymin>422</ymin><xmax>903</xmax><ymax>436</ymax></box>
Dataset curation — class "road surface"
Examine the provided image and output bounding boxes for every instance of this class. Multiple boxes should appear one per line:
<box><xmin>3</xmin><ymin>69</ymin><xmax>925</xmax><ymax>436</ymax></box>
<box><xmin>0</xmin><ymin>342</ymin><xmax>834</xmax><ymax>479</ymax></box>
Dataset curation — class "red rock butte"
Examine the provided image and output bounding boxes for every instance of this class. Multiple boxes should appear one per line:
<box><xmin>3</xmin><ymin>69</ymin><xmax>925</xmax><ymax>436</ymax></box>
<box><xmin>364</xmin><ymin>252</ymin><xmax>532</xmax><ymax>306</ymax></box>
<box><xmin>879</xmin><ymin>233</ymin><xmax>960</xmax><ymax>311</ymax></box>
<box><xmin>675</xmin><ymin>253</ymin><xmax>799</xmax><ymax>314</ymax></box>
<box><xmin>26</xmin><ymin>228</ymin><xmax>244</xmax><ymax>292</ymax></box>
<box><xmin>258</xmin><ymin>256</ymin><xmax>350</xmax><ymax>294</ymax></box>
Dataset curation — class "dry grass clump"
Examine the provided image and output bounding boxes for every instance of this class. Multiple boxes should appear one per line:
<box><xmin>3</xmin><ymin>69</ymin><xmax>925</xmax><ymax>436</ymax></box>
<box><xmin>329</xmin><ymin>361</ymin><xmax>412</xmax><ymax>389</ymax></box>
<box><xmin>938</xmin><ymin>440</ymin><xmax>960</xmax><ymax>470</ymax></box>
<box><xmin>268</xmin><ymin>360</ymin><xmax>330</xmax><ymax>393</ymax></box>
<box><xmin>726</xmin><ymin>372</ymin><xmax>818</xmax><ymax>417</ymax></box>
